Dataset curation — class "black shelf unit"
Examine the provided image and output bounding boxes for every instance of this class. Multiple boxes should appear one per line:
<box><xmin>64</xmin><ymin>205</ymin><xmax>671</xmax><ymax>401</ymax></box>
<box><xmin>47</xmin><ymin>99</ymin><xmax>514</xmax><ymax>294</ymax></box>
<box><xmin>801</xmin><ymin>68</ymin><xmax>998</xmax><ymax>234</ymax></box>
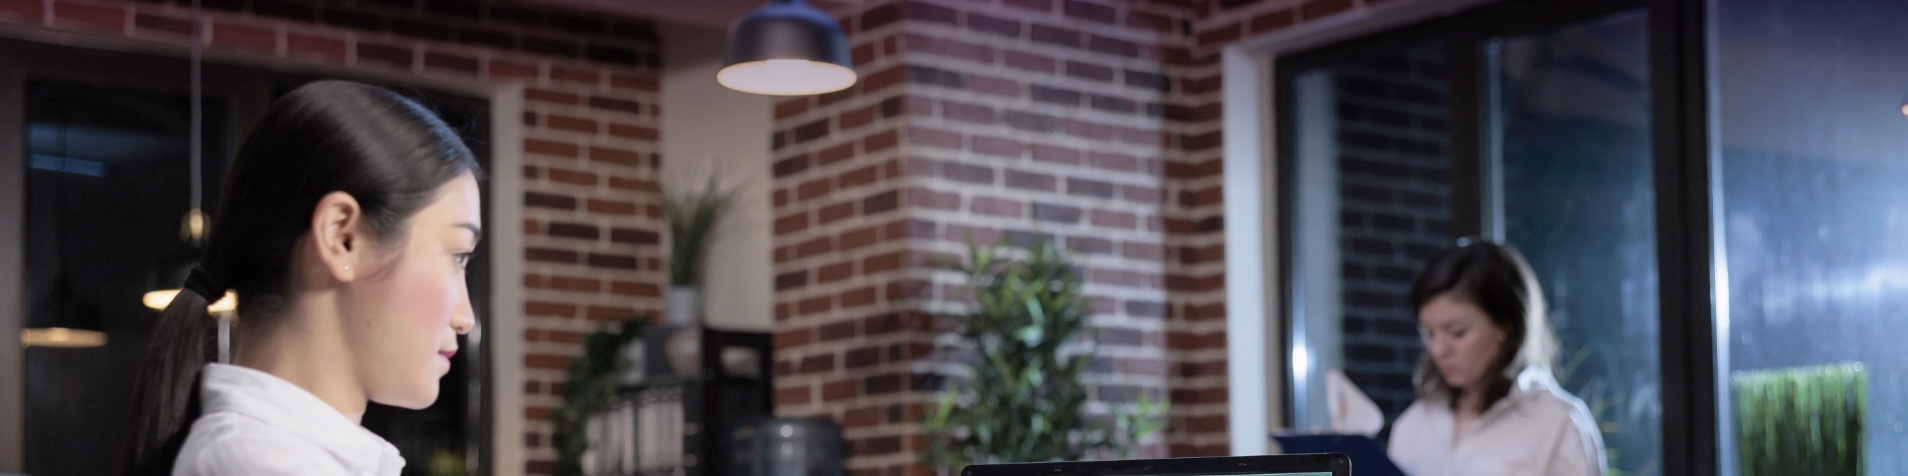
<box><xmin>606</xmin><ymin>325</ymin><xmax>773</xmax><ymax>476</ymax></box>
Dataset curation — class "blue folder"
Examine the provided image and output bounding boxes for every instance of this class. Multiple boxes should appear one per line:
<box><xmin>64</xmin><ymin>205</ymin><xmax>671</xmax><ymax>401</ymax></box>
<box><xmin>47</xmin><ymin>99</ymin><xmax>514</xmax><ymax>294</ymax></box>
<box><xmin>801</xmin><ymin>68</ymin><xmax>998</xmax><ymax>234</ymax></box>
<box><xmin>1272</xmin><ymin>434</ymin><xmax>1407</xmax><ymax>476</ymax></box>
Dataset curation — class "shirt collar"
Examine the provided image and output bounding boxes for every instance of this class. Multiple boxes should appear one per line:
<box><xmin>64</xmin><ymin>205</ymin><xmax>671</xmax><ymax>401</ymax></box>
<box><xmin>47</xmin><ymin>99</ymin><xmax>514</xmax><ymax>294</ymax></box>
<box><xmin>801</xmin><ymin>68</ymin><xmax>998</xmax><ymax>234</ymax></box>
<box><xmin>1480</xmin><ymin>366</ymin><xmax>1562</xmax><ymax>417</ymax></box>
<box><xmin>199</xmin><ymin>363</ymin><xmax>405</xmax><ymax>474</ymax></box>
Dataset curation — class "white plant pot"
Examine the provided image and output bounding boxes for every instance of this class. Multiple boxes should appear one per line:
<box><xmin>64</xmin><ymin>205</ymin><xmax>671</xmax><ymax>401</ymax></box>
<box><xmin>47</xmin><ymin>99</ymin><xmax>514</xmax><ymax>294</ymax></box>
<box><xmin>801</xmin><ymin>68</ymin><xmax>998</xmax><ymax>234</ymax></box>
<box><xmin>664</xmin><ymin>287</ymin><xmax>702</xmax><ymax>326</ymax></box>
<box><xmin>664</xmin><ymin>287</ymin><xmax>703</xmax><ymax>376</ymax></box>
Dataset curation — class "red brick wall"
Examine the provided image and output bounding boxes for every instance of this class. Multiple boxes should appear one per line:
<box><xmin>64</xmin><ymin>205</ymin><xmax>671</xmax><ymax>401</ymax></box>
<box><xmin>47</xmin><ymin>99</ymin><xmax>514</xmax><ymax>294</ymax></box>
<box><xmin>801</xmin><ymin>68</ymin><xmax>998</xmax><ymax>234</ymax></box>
<box><xmin>0</xmin><ymin>0</ymin><xmax>662</xmax><ymax>472</ymax></box>
<box><xmin>766</xmin><ymin>2</ymin><xmax>936</xmax><ymax>475</ymax></box>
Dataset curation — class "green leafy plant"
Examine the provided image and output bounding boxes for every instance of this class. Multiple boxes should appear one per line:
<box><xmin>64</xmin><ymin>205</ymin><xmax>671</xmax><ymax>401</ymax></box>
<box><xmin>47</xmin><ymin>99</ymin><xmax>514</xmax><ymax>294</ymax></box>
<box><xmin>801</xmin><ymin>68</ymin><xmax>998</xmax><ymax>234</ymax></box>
<box><xmin>427</xmin><ymin>449</ymin><xmax>469</xmax><ymax>476</ymax></box>
<box><xmin>1554</xmin><ymin>346</ymin><xmax>1657</xmax><ymax>476</ymax></box>
<box><xmin>553</xmin><ymin>315</ymin><xmax>649</xmax><ymax>476</ymax></box>
<box><xmin>1732</xmin><ymin>362</ymin><xmax>1866</xmax><ymax>476</ymax></box>
<box><xmin>661</xmin><ymin>174</ymin><xmax>735</xmax><ymax>287</ymax></box>
<box><xmin>923</xmin><ymin>240</ymin><xmax>1168</xmax><ymax>472</ymax></box>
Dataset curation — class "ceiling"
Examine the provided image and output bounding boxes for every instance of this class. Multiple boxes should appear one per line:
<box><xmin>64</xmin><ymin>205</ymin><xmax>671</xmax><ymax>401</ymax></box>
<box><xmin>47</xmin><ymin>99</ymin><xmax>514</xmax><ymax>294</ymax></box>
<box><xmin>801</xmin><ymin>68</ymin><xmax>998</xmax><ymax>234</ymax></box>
<box><xmin>526</xmin><ymin>0</ymin><xmax>860</xmax><ymax>30</ymax></box>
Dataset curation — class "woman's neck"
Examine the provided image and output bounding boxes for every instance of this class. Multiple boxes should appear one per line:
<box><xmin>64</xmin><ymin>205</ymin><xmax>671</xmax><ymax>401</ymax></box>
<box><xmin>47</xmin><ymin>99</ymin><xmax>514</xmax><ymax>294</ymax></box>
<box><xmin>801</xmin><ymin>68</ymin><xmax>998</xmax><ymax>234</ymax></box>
<box><xmin>1454</xmin><ymin>387</ymin><xmax>1487</xmax><ymax>414</ymax></box>
<box><xmin>231</xmin><ymin>299</ymin><xmax>368</xmax><ymax>424</ymax></box>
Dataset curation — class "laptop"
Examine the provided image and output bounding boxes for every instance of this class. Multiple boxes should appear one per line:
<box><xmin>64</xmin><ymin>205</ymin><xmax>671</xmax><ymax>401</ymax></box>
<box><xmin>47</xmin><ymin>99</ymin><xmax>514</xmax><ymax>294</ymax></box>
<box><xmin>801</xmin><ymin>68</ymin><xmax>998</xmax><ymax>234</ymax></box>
<box><xmin>1273</xmin><ymin>434</ymin><xmax>1403</xmax><ymax>476</ymax></box>
<box><xmin>961</xmin><ymin>454</ymin><xmax>1351</xmax><ymax>476</ymax></box>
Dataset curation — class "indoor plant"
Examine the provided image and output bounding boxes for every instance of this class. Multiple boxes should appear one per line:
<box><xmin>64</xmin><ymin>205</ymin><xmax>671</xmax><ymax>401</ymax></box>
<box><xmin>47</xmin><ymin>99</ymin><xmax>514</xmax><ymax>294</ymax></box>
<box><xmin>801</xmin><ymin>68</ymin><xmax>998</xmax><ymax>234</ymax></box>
<box><xmin>922</xmin><ymin>240</ymin><xmax>1168</xmax><ymax>471</ymax></box>
<box><xmin>660</xmin><ymin>174</ymin><xmax>735</xmax><ymax>376</ymax></box>
<box><xmin>660</xmin><ymin>174</ymin><xmax>736</xmax><ymax>325</ymax></box>
<box><xmin>553</xmin><ymin>315</ymin><xmax>649</xmax><ymax>476</ymax></box>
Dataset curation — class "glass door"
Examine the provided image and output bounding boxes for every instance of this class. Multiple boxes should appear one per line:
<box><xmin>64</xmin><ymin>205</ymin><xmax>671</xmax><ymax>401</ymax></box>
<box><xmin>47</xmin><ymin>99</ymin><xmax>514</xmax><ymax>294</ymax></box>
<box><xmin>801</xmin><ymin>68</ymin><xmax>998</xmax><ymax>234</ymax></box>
<box><xmin>1277</xmin><ymin>3</ymin><xmax>1664</xmax><ymax>474</ymax></box>
<box><xmin>1484</xmin><ymin>10</ymin><xmax>1662</xmax><ymax>476</ymax></box>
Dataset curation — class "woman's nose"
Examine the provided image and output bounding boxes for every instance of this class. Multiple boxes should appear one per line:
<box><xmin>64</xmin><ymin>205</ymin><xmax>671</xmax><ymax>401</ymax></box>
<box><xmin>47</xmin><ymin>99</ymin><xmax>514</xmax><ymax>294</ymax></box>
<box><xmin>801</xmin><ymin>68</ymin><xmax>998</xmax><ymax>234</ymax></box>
<box><xmin>451</xmin><ymin>291</ymin><xmax>477</xmax><ymax>334</ymax></box>
<box><xmin>452</xmin><ymin>313</ymin><xmax>476</xmax><ymax>334</ymax></box>
<box><xmin>452</xmin><ymin>303</ymin><xmax>476</xmax><ymax>334</ymax></box>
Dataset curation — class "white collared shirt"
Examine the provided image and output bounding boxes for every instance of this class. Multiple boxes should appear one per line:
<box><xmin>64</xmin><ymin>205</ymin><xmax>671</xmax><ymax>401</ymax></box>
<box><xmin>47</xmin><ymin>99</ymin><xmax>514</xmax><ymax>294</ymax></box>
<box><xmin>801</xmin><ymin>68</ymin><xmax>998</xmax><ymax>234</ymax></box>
<box><xmin>172</xmin><ymin>363</ymin><xmax>405</xmax><ymax>476</ymax></box>
<box><xmin>1386</xmin><ymin>368</ymin><xmax>1604</xmax><ymax>476</ymax></box>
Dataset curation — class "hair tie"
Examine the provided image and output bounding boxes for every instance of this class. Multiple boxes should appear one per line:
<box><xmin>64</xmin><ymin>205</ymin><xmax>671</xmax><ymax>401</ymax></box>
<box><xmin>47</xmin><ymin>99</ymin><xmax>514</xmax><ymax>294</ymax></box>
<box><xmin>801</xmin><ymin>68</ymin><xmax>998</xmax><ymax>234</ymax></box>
<box><xmin>182</xmin><ymin>265</ymin><xmax>225</xmax><ymax>301</ymax></box>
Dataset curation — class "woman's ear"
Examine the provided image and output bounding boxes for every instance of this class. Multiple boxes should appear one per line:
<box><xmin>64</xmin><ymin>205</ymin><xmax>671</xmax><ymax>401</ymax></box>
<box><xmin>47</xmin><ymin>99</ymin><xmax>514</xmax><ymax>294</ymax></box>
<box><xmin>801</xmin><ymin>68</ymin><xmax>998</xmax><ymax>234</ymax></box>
<box><xmin>310</xmin><ymin>191</ymin><xmax>364</xmax><ymax>283</ymax></box>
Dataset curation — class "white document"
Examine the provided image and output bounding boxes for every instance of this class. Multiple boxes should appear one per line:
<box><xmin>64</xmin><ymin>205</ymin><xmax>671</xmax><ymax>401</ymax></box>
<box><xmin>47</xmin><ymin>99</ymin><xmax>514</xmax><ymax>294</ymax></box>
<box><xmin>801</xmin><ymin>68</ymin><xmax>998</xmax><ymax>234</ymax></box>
<box><xmin>1326</xmin><ymin>370</ymin><xmax>1384</xmax><ymax>437</ymax></box>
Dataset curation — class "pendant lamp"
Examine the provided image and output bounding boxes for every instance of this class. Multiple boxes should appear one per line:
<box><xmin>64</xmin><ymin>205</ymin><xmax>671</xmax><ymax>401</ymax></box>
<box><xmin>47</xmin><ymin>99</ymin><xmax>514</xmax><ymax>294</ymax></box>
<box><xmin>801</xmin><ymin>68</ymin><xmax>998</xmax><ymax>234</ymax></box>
<box><xmin>143</xmin><ymin>0</ymin><xmax>236</xmax><ymax>315</ymax></box>
<box><xmin>718</xmin><ymin>0</ymin><xmax>856</xmax><ymax>96</ymax></box>
<box><xmin>21</xmin><ymin>279</ymin><xmax>107</xmax><ymax>348</ymax></box>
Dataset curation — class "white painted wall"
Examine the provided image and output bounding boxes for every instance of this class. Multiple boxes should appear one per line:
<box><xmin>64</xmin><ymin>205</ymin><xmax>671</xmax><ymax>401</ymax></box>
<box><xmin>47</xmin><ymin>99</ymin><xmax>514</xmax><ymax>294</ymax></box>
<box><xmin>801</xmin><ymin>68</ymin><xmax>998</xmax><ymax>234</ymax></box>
<box><xmin>486</xmin><ymin>84</ymin><xmax>529</xmax><ymax>476</ymax></box>
<box><xmin>658</xmin><ymin>22</ymin><xmax>775</xmax><ymax>332</ymax></box>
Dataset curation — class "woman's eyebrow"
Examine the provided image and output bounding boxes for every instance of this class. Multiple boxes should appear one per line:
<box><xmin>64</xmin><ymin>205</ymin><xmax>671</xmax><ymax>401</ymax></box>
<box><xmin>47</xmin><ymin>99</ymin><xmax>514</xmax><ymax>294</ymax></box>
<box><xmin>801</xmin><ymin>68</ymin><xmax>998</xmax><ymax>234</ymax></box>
<box><xmin>454</xmin><ymin>222</ymin><xmax>482</xmax><ymax>243</ymax></box>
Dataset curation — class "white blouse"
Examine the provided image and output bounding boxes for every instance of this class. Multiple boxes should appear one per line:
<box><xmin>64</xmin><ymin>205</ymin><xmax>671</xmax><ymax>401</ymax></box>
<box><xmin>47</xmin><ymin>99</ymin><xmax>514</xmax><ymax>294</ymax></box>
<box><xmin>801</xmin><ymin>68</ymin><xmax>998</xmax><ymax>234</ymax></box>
<box><xmin>1386</xmin><ymin>368</ymin><xmax>1604</xmax><ymax>476</ymax></box>
<box><xmin>172</xmin><ymin>363</ymin><xmax>404</xmax><ymax>476</ymax></box>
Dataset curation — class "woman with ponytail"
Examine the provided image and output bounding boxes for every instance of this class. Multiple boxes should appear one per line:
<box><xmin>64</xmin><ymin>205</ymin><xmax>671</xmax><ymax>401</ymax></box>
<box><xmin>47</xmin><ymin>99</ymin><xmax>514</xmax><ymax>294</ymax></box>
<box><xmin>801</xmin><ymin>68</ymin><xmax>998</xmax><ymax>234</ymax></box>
<box><xmin>121</xmin><ymin>80</ymin><xmax>484</xmax><ymax>475</ymax></box>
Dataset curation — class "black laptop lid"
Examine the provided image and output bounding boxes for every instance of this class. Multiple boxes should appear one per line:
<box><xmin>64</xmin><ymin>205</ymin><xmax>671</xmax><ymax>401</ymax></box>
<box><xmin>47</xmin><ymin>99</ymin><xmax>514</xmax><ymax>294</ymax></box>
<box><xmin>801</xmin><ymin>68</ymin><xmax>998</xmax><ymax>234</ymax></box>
<box><xmin>961</xmin><ymin>454</ymin><xmax>1351</xmax><ymax>476</ymax></box>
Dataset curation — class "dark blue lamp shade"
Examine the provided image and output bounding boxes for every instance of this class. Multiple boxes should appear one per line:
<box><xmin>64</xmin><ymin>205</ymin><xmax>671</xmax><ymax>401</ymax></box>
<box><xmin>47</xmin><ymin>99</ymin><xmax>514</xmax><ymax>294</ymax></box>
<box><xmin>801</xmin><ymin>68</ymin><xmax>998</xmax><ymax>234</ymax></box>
<box><xmin>752</xmin><ymin>417</ymin><xmax>845</xmax><ymax>476</ymax></box>
<box><xmin>719</xmin><ymin>0</ymin><xmax>857</xmax><ymax>96</ymax></box>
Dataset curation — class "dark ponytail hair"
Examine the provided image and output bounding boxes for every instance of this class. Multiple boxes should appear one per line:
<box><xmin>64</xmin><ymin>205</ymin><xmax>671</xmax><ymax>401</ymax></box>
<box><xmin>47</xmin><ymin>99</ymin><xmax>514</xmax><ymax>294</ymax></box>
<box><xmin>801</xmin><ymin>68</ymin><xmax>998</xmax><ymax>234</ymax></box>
<box><xmin>1407</xmin><ymin>239</ymin><xmax>1557</xmax><ymax>411</ymax></box>
<box><xmin>121</xmin><ymin>81</ymin><xmax>482</xmax><ymax>474</ymax></box>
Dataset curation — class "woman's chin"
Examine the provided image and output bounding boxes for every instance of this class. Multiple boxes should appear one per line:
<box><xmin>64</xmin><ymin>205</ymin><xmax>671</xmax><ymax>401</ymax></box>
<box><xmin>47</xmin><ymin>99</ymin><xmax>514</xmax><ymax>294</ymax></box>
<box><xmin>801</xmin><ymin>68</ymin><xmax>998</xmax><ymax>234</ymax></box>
<box><xmin>375</xmin><ymin>386</ymin><xmax>440</xmax><ymax>410</ymax></box>
<box><xmin>1441</xmin><ymin>374</ymin><xmax>1474</xmax><ymax>391</ymax></box>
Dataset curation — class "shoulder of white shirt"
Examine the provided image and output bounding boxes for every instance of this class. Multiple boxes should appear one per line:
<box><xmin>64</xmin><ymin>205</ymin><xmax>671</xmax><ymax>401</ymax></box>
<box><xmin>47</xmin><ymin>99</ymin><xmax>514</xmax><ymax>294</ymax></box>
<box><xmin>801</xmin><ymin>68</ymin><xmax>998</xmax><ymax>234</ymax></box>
<box><xmin>176</xmin><ymin>414</ymin><xmax>348</xmax><ymax>475</ymax></box>
<box><xmin>176</xmin><ymin>363</ymin><xmax>403</xmax><ymax>475</ymax></box>
<box><xmin>1510</xmin><ymin>367</ymin><xmax>1593</xmax><ymax>411</ymax></box>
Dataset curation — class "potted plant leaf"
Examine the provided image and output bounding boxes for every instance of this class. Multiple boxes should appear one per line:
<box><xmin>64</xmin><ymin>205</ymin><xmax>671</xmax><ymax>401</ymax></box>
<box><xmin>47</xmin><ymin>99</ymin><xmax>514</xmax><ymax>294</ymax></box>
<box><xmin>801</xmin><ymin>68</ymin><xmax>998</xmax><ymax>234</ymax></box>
<box><xmin>659</xmin><ymin>174</ymin><xmax>735</xmax><ymax>375</ymax></box>
<box><xmin>661</xmin><ymin>173</ymin><xmax>735</xmax><ymax>325</ymax></box>
<box><xmin>553</xmin><ymin>315</ymin><xmax>648</xmax><ymax>476</ymax></box>
<box><xmin>923</xmin><ymin>239</ymin><xmax>1168</xmax><ymax>472</ymax></box>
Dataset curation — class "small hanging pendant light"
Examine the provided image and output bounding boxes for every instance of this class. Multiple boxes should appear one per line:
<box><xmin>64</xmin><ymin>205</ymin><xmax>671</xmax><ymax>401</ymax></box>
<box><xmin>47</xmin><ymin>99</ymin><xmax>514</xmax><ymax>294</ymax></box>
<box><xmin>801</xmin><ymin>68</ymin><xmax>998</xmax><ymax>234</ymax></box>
<box><xmin>20</xmin><ymin>328</ymin><xmax>106</xmax><ymax>348</ymax></box>
<box><xmin>143</xmin><ymin>0</ymin><xmax>236</xmax><ymax>317</ymax></box>
<box><xmin>718</xmin><ymin>0</ymin><xmax>856</xmax><ymax>96</ymax></box>
<box><xmin>23</xmin><ymin>279</ymin><xmax>107</xmax><ymax>348</ymax></box>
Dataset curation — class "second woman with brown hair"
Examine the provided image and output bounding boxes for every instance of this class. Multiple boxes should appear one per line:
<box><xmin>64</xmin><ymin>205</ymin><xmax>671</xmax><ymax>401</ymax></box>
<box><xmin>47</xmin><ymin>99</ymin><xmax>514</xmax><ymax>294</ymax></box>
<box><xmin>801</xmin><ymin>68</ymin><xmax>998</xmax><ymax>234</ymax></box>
<box><xmin>1386</xmin><ymin>239</ymin><xmax>1604</xmax><ymax>476</ymax></box>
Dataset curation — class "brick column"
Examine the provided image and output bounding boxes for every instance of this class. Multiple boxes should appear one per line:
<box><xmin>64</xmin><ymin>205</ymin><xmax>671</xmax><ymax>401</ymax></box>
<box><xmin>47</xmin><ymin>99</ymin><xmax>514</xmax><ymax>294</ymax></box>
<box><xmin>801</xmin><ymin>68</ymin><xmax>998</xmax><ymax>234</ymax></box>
<box><xmin>769</xmin><ymin>0</ymin><xmax>1219</xmax><ymax>472</ymax></box>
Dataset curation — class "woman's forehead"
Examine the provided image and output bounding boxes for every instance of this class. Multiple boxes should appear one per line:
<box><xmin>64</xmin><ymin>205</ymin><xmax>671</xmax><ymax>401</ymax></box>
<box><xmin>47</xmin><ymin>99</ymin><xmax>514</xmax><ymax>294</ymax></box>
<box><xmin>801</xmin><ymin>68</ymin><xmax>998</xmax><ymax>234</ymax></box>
<box><xmin>1419</xmin><ymin>294</ymin><xmax>1489</xmax><ymax>324</ymax></box>
<box><xmin>417</xmin><ymin>174</ymin><xmax>482</xmax><ymax>229</ymax></box>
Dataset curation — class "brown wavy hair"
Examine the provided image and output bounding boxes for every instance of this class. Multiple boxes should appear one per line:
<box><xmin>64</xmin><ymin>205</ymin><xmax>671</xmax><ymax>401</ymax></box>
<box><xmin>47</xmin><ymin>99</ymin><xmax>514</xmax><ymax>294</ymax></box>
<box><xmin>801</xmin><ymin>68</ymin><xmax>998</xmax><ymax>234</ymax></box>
<box><xmin>1408</xmin><ymin>239</ymin><xmax>1557</xmax><ymax>411</ymax></box>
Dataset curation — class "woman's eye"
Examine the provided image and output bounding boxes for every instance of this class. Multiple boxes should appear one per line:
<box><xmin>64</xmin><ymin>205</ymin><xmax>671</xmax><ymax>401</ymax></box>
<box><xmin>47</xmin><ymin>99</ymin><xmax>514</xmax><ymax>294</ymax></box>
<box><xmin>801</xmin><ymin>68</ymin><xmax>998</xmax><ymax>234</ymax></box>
<box><xmin>455</xmin><ymin>253</ymin><xmax>473</xmax><ymax>269</ymax></box>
